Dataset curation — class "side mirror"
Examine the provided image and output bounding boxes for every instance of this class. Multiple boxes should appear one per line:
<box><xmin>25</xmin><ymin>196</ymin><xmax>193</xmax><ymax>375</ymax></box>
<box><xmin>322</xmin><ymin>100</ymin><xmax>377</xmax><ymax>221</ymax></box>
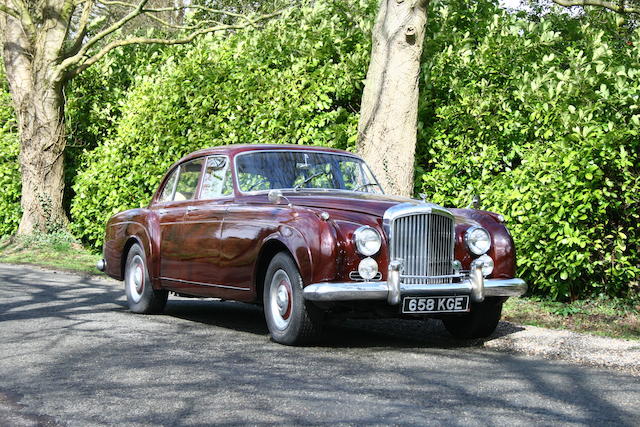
<box><xmin>268</xmin><ymin>189</ymin><xmax>292</xmax><ymax>207</ymax></box>
<box><xmin>268</xmin><ymin>189</ymin><xmax>283</xmax><ymax>204</ymax></box>
<box><xmin>469</xmin><ymin>195</ymin><xmax>480</xmax><ymax>209</ymax></box>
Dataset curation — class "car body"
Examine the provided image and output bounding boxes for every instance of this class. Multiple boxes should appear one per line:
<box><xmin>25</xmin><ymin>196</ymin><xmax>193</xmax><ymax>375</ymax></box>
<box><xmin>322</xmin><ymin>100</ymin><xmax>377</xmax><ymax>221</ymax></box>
<box><xmin>99</xmin><ymin>144</ymin><xmax>526</xmax><ymax>344</ymax></box>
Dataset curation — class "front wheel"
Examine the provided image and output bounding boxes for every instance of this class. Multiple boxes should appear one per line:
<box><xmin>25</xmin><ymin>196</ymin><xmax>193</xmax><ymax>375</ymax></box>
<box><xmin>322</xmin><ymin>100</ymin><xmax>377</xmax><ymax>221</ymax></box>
<box><xmin>442</xmin><ymin>297</ymin><xmax>503</xmax><ymax>339</ymax></box>
<box><xmin>263</xmin><ymin>252</ymin><xmax>322</xmax><ymax>345</ymax></box>
<box><xmin>124</xmin><ymin>243</ymin><xmax>168</xmax><ymax>314</ymax></box>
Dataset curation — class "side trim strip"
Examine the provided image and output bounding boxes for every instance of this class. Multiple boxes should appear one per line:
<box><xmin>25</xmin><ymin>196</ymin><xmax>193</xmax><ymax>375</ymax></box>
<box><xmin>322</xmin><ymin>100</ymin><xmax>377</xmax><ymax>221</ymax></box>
<box><xmin>159</xmin><ymin>277</ymin><xmax>250</xmax><ymax>291</ymax></box>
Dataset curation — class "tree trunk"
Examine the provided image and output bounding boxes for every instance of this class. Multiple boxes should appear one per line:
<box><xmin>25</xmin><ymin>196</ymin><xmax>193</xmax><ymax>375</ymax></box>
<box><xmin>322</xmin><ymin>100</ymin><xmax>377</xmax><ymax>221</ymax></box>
<box><xmin>3</xmin><ymin>15</ymin><xmax>68</xmax><ymax>234</ymax></box>
<box><xmin>357</xmin><ymin>0</ymin><xmax>429</xmax><ymax>197</ymax></box>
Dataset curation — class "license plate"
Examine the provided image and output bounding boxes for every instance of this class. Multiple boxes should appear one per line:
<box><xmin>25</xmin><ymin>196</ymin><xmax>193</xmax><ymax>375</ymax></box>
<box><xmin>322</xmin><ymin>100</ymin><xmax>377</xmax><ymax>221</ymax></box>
<box><xmin>402</xmin><ymin>296</ymin><xmax>470</xmax><ymax>314</ymax></box>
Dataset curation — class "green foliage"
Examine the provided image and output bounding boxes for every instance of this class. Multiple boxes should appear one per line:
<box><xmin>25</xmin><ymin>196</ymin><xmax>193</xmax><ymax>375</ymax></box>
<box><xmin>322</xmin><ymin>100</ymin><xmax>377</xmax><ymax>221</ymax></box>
<box><xmin>0</xmin><ymin>63</ymin><xmax>21</xmax><ymax>236</ymax></box>
<box><xmin>417</xmin><ymin>4</ymin><xmax>640</xmax><ymax>300</ymax></box>
<box><xmin>71</xmin><ymin>0</ymin><xmax>375</xmax><ymax>247</ymax></box>
<box><xmin>64</xmin><ymin>42</ymin><xmax>172</xmax><ymax>211</ymax></box>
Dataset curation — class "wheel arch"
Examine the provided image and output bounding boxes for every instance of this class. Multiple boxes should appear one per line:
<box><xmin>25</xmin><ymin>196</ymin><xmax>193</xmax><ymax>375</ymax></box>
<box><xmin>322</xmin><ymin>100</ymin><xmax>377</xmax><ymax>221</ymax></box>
<box><xmin>121</xmin><ymin>236</ymin><xmax>144</xmax><ymax>279</ymax></box>
<box><xmin>254</xmin><ymin>238</ymin><xmax>298</xmax><ymax>304</ymax></box>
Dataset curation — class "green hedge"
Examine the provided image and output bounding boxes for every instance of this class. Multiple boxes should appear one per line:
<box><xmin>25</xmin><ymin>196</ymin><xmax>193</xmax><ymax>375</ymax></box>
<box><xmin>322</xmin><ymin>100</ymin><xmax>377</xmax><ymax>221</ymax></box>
<box><xmin>30</xmin><ymin>0</ymin><xmax>640</xmax><ymax>300</ymax></box>
<box><xmin>417</xmin><ymin>5</ymin><xmax>640</xmax><ymax>299</ymax></box>
<box><xmin>70</xmin><ymin>0</ymin><xmax>375</xmax><ymax>247</ymax></box>
<box><xmin>0</xmin><ymin>64</ymin><xmax>21</xmax><ymax>235</ymax></box>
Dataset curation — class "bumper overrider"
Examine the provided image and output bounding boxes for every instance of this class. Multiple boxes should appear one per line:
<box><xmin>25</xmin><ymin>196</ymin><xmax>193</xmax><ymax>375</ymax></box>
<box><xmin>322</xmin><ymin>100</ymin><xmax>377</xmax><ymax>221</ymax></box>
<box><xmin>303</xmin><ymin>260</ymin><xmax>526</xmax><ymax>305</ymax></box>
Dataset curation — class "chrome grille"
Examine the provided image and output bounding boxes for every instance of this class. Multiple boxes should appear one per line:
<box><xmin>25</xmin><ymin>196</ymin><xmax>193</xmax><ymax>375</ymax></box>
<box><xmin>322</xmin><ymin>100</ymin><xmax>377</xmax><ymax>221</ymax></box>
<box><xmin>390</xmin><ymin>212</ymin><xmax>455</xmax><ymax>285</ymax></box>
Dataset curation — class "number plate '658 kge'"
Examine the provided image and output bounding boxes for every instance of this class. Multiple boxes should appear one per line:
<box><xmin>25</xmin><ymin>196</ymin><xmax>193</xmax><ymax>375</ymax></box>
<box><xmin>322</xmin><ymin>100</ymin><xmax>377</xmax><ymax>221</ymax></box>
<box><xmin>402</xmin><ymin>296</ymin><xmax>470</xmax><ymax>314</ymax></box>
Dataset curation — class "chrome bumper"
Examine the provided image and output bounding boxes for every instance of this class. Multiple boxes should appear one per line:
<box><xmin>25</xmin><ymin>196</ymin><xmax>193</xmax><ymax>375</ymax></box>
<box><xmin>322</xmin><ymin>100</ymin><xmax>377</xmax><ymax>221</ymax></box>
<box><xmin>303</xmin><ymin>261</ymin><xmax>526</xmax><ymax>304</ymax></box>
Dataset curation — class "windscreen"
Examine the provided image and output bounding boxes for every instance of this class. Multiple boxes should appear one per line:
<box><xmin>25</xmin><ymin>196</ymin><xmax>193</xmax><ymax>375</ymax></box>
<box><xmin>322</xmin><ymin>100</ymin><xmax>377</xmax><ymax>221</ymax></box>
<box><xmin>235</xmin><ymin>151</ymin><xmax>383</xmax><ymax>194</ymax></box>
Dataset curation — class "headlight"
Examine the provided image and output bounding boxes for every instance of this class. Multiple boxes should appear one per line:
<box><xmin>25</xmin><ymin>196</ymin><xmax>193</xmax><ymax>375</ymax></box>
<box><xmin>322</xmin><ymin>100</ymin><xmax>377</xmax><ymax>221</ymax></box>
<box><xmin>354</xmin><ymin>226</ymin><xmax>382</xmax><ymax>256</ymax></box>
<box><xmin>465</xmin><ymin>226</ymin><xmax>491</xmax><ymax>255</ymax></box>
<box><xmin>470</xmin><ymin>254</ymin><xmax>494</xmax><ymax>276</ymax></box>
<box><xmin>358</xmin><ymin>257</ymin><xmax>379</xmax><ymax>280</ymax></box>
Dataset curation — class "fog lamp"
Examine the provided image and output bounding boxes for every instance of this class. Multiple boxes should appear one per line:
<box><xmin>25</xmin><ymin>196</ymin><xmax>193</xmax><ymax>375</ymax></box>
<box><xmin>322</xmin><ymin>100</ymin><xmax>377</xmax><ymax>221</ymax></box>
<box><xmin>470</xmin><ymin>254</ymin><xmax>494</xmax><ymax>276</ymax></box>
<box><xmin>358</xmin><ymin>257</ymin><xmax>379</xmax><ymax>280</ymax></box>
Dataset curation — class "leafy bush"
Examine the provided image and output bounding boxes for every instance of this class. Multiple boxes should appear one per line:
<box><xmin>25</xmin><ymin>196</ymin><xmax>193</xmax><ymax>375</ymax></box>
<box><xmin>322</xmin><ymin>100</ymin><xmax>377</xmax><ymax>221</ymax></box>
<box><xmin>71</xmin><ymin>0</ymin><xmax>375</xmax><ymax>247</ymax></box>
<box><xmin>0</xmin><ymin>64</ymin><xmax>21</xmax><ymax>236</ymax></box>
<box><xmin>417</xmin><ymin>5</ymin><xmax>640</xmax><ymax>299</ymax></box>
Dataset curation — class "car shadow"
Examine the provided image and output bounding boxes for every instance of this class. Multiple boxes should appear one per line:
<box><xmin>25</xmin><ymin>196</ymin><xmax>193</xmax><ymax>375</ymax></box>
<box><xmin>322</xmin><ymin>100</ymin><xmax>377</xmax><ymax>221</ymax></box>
<box><xmin>162</xmin><ymin>298</ymin><xmax>525</xmax><ymax>349</ymax></box>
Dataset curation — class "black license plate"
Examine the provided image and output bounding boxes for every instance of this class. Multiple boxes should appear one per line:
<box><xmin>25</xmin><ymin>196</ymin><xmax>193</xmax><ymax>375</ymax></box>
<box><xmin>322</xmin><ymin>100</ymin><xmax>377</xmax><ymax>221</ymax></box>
<box><xmin>402</xmin><ymin>296</ymin><xmax>470</xmax><ymax>314</ymax></box>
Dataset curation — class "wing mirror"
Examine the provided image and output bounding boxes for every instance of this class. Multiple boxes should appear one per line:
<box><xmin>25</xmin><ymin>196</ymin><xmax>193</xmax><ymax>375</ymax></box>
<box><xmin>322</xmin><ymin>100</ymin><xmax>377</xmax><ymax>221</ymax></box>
<box><xmin>268</xmin><ymin>189</ymin><xmax>292</xmax><ymax>207</ymax></box>
<box><xmin>467</xmin><ymin>194</ymin><xmax>481</xmax><ymax>209</ymax></box>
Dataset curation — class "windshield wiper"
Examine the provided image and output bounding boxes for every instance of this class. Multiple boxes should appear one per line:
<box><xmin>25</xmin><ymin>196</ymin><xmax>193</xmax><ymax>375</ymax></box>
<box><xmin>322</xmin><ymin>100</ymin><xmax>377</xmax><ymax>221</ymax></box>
<box><xmin>293</xmin><ymin>171</ymin><xmax>331</xmax><ymax>191</ymax></box>
<box><xmin>352</xmin><ymin>182</ymin><xmax>380</xmax><ymax>192</ymax></box>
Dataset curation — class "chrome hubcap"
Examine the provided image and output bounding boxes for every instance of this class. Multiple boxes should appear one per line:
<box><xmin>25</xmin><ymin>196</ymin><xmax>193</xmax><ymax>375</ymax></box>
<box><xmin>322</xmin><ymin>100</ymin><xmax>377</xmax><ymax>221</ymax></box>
<box><xmin>269</xmin><ymin>269</ymin><xmax>292</xmax><ymax>330</ymax></box>
<box><xmin>276</xmin><ymin>284</ymin><xmax>289</xmax><ymax>316</ymax></box>
<box><xmin>127</xmin><ymin>255</ymin><xmax>145</xmax><ymax>303</ymax></box>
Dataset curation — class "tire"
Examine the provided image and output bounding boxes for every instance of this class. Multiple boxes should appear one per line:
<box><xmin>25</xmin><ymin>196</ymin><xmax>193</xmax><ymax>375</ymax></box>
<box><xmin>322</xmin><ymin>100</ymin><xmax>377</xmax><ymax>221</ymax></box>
<box><xmin>124</xmin><ymin>243</ymin><xmax>168</xmax><ymax>314</ymax></box>
<box><xmin>263</xmin><ymin>252</ymin><xmax>322</xmax><ymax>345</ymax></box>
<box><xmin>442</xmin><ymin>297</ymin><xmax>503</xmax><ymax>339</ymax></box>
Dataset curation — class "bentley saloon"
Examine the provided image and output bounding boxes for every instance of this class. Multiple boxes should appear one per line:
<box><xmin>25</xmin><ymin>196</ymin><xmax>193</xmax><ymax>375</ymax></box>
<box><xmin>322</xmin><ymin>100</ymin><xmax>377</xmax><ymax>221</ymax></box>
<box><xmin>98</xmin><ymin>145</ymin><xmax>526</xmax><ymax>345</ymax></box>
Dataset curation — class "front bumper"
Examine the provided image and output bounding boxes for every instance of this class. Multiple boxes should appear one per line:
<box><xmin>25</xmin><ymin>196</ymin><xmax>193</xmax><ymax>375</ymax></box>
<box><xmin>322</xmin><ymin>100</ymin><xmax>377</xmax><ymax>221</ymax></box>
<box><xmin>303</xmin><ymin>261</ymin><xmax>526</xmax><ymax>305</ymax></box>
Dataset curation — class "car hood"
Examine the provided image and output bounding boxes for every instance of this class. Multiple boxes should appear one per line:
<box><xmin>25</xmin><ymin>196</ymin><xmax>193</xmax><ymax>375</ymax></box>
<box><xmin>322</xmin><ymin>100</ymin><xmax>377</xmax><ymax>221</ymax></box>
<box><xmin>281</xmin><ymin>190</ymin><xmax>492</xmax><ymax>227</ymax></box>
<box><xmin>284</xmin><ymin>191</ymin><xmax>427</xmax><ymax>218</ymax></box>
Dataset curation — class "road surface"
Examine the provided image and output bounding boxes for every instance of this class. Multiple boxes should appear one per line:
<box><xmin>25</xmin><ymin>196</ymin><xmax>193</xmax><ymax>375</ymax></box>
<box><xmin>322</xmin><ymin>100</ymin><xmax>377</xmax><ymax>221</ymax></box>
<box><xmin>0</xmin><ymin>263</ymin><xmax>638</xmax><ymax>425</ymax></box>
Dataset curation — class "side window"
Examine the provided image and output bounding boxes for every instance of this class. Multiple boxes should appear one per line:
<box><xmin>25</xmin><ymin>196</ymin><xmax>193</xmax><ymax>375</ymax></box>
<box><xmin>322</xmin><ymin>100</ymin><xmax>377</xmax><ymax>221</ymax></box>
<box><xmin>173</xmin><ymin>158</ymin><xmax>204</xmax><ymax>201</ymax></box>
<box><xmin>201</xmin><ymin>156</ymin><xmax>233</xmax><ymax>199</ymax></box>
<box><xmin>158</xmin><ymin>168</ymin><xmax>179</xmax><ymax>203</ymax></box>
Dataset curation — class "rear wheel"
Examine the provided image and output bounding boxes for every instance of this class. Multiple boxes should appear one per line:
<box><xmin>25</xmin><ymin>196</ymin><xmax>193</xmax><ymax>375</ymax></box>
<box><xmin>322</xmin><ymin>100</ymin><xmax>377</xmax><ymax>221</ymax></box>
<box><xmin>124</xmin><ymin>243</ymin><xmax>168</xmax><ymax>314</ymax></box>
<box><xmin>442</xmin><ymin>297</ymin><xmax>503</xmax><ymax>339</ymax></box>
<box><xmin>263</xmin><ymin>252</ymin><xmax>322</xmax><ymax>345</ymax></box>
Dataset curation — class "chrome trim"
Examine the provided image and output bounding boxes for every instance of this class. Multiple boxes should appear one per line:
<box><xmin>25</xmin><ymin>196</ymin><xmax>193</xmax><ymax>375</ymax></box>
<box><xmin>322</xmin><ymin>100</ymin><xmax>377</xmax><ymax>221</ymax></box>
<box><xmin>348</xmin><ymin>271</ymin><xmax>382</xmax><ymax>281</ymax></box>
<box><xmin>464</xmin><ymin>225</ymin><xmax>491</xmax><ymax>255</ymax></box>
<box><xmin>303</xmin><ymin>282</ymin><xmax>389</xmax><ymax>301</ymax></box>
<box><xmin>387</xmin><ymin>260</ymin><xmax>402</xmax><ymax>305</ymax></box>
<box><xmin>383</xmin><ymin>203</ymin><xmax>455</xmax><ymax>286</ymax></box>
<box><xmin>303</xmin><ymin>277</ymin><xmax>527</xmax><ymax>303</ymax></box>
<box><xmin>159</xmin><ymin>277</ymin><xmax>250</xmax><ymax>291</ymax></box>
<box><xmin>233</xmin><ymin>149</ymin><xmax>384</xmax><ymax>195</ymax></box>
<box><xmin>400</xmin><ymin>273</ymin><xmax>465</xmax><ymax>280</ymax></box>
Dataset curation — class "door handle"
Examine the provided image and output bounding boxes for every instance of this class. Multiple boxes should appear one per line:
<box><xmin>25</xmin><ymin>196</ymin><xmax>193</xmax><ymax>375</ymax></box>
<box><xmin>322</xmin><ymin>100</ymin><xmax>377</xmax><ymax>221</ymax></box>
<box><xmin>187</xmin><ymin>206</ymin><xmax>200</xmax><ymax>213</ymax></box>
<box><xmin>158</xmin><ymin>209</ymin><xmax>168</xmax><ymax>215</ymax></box>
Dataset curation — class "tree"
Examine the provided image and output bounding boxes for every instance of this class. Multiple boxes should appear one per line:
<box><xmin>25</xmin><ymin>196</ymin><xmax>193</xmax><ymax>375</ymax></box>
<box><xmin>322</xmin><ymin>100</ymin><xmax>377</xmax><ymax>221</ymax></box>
<box><xmin>357</xmin><ymin>0</ymin><xmax>639</xmax><ymax>197</ymax></box>
<box><xmin>0</xmin><ymin>0</ymin><xmax>279</xmax><ymax>234</ymax></box>
<box><xmin>357</xmin><ymin>0</ymin><xmax>430</xmax><ymax>197</ymax></box>
<box><xmin>551</xmin><ymin>0</ymin><xmax>638</xmax><ymax>14</ymax></box>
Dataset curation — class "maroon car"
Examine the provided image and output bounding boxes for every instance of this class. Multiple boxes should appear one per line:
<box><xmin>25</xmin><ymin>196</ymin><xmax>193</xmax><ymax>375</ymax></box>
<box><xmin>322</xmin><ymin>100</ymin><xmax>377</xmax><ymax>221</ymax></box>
<box><xmin>98</xmin><ymin>144</ymin><xmax>526</xmax><ymax>344</ymax></box>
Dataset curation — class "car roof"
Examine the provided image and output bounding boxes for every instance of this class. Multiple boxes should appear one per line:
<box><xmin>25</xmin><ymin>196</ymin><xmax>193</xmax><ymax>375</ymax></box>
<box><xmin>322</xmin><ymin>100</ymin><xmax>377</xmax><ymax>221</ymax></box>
<box><xmin>175</xmin><ymin>144</ymin><xmax>359</xmax><ymax>164</ymax></box>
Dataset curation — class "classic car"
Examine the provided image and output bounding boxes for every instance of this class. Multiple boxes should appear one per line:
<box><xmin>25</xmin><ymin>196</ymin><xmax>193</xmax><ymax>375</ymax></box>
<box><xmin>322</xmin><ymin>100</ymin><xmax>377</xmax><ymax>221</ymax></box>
<box><xmin>98</xmin><ymin>144</ymin><xmax>526</xmax><ymax>345</ymax></box>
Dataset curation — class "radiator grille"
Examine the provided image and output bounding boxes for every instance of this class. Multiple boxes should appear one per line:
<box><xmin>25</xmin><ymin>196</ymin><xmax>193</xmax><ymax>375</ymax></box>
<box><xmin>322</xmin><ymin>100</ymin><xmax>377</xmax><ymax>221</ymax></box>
<box><xmin>390</xmin><ymin>212</ymin><xmax>455</xmax><ymax>285</ymax></box>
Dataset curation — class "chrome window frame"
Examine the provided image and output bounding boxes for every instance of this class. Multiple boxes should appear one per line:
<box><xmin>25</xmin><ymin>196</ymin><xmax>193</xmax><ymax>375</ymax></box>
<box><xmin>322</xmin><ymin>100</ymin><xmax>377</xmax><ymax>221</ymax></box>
<box><xmin>197</xmin><ymin>154</ymin><xmax>232</xmax><ymax>201</ymax></box>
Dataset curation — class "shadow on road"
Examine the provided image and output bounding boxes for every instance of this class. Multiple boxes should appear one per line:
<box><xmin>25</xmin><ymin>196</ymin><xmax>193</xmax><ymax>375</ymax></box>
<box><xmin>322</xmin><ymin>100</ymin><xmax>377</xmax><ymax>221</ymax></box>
<box><xmin>164</xmin><ymin>298</ymin><xmax>525</xmax><ymax>349</ymax></box>
<box><xmin>1</xmin><ymin>264</ymin><xmax>638</xmax><ymax>425</ymax></box>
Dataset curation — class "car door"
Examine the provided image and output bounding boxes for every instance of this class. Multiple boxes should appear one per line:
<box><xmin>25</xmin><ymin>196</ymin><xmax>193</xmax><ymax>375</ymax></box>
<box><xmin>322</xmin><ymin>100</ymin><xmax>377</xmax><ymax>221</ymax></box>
<box><xmin>155</xmin><ymin>157</ymin><xmax>205</xmax><ymax>291</ymax></box>
<box><xmin>178</xmin><ymin>155</ymin><xmax>250</xmax><ymax>299</ymax></box>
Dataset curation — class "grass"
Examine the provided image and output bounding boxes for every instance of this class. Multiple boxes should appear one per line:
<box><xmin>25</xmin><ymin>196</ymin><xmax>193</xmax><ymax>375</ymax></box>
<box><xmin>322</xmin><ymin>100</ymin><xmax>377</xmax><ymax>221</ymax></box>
<box><xmin>0</xmin><ymin>232</ymin><xmax>101</xmax><ymax>275</ymax></box>
<box><xmin>503</xmin><ymin>295</ymin><xmax>640</xmax><ymax>341</ymax></box>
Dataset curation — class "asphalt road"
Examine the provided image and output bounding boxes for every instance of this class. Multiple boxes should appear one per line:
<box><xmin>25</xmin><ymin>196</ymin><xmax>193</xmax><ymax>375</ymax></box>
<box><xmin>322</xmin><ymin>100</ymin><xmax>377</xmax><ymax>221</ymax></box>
<box><xmin>0</xmin><ymin>263</ymin><xmax>638</xmax><ymax>426</ymax></box>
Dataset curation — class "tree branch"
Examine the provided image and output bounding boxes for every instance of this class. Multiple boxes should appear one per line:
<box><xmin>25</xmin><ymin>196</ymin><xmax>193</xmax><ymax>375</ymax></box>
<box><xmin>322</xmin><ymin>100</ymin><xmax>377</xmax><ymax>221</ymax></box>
<box><xmin>65</xmin><ymin>0</ymin><xmax>94</xmax><ymax>58</ymax></box>
<box><xmin>552</xmin><ymin>0</ymin><xmax>639</xmax><ymax>14</ymax></box>
<box><xmin>7</xmin><ymin>0</ymin><xmax>37</xmax><ymax>36</ymax></box>
<box><xmin>63</xmin><ymin>10</ymin><xmax>282</xmax><ymax>80</ymax></box>
<box><xmin>0</xmin><ymin>4</ymin><xmax>21</xmax><ymax>21</ymax></box>
<box><xmin>59</xmin><ymin>0</ymin><xmax>149</xmax><ymax>71</ymax></box>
